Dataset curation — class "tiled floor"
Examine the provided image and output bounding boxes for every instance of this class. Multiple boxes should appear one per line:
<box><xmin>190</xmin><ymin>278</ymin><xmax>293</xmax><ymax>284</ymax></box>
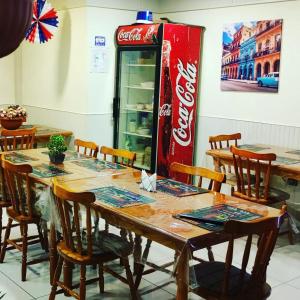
<box><xmin>0</xmin><ymin>216</ymin><xmax>300</xmax><ymax>299</ymax></box>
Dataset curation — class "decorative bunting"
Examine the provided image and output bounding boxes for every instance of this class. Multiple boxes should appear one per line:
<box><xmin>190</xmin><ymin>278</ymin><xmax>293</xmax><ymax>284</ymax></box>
<box><xmin>25</xmin><ymin>0</ymin><xmax>59</xmax><ymax>44</ymax></box>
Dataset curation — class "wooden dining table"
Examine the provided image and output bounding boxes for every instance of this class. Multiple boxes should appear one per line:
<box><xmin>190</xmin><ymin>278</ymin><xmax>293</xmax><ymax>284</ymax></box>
<box><xmin>0</xmin><ymin>124</ymin><xmax>73</xmax><ymax>146</ymax></box>
<box><xmin>1</xmin><ymin>148</ymin><xmax>282</xmax><ymax>300</ymax></box>
<box><xmin>206</xmin><ymin>143</ymin><xmax>300</xmax><ymax>181</ymax></box>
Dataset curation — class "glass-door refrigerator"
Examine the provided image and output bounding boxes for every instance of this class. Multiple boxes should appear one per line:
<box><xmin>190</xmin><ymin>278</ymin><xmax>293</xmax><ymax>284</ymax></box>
<box><xmin>113</xmin><ymin>23</ymin><xmax>203</xmax><ymax>176</ymax></box>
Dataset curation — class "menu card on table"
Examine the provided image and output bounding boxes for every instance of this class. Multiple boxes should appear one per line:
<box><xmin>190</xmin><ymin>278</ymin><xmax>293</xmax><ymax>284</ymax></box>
<box><xmin>32</xmin><ymin>164</ymin><xmax>70</xmax><ymax>178</ymax></box>
<box><xmin>4</xmin><ymin>152</ymin><xmax>39</xmax><ymax>163</ymax></box>
<box><xmin>90</xmin><ymin>186</ymin><xmax>154</xmax><ymax>208</ymax></box>
<box><xmin>42</xmin><ymin>150</ymin><xmax>89</xmax><ymax>161</ymax></box>
<box><xmin>72</xmin><ymin>159</ymin><xmax>126</xmax><ymax>172</ymax></box>
<box><xmin>156</xmin><ymin>178</ymin><xmax>208</xmax><ymax>197</ymax></box>
<box><xmin>175</xmin><ymin>204</ymin><xmax>263</xmax><ymax>231</ymax></box>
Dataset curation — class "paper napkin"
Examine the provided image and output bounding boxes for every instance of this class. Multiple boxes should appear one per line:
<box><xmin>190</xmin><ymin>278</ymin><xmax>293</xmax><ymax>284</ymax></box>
<box><xmin>139</xmin><ymin>169</ymin><xmax>156</xmax><ymax>192</ymax></box>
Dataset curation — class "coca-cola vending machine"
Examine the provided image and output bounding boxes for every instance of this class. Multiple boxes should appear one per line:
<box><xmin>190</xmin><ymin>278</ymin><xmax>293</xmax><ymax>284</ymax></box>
<box><xmin>114</xmin><ymin>23</ymin><xmax>203</xmax><ymax>177</ymax></box>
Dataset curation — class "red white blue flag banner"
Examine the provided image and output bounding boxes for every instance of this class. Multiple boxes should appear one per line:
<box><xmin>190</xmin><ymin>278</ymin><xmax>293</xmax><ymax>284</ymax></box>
<box><xmin>26</xmin><ymin>0</ymin><xmax>59</xmax><ymax>44</ymax></box>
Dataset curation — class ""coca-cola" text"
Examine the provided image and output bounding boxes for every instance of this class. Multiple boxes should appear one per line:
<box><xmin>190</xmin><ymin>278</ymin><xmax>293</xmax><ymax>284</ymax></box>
<box><xmin>118</xmin><ymin>28</ymin><xmax>143</xmax><ymax>42</ymax></box>
<box><xmin>159</xmin><ymin>104</ymin><xmax>171</xmax><ymax>117</ymax></box>
<box><xmin>173</xmin><ymin>59</ymin><xmax>197</xmax><ymax>147</ymax></box>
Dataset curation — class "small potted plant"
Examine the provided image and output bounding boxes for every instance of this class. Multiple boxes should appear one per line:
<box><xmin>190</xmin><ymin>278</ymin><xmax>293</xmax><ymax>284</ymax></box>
<box><xmin>48</xmin><ymin>135</ymin><xmax>67</xmax><ymax>164</ymax></box>
<box><xmin>0</xmin><ymin>105</ymin><xmax>27</xmax><ymax>130</ymax></box>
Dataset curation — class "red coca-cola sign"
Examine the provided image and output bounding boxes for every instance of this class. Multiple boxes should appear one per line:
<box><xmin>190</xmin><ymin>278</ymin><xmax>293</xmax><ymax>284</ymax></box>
<box><xmin>157</xmin><ymin>24</ymin><xmax>202</xmax><ymax>180</ymax></box>
<box><xmin>116</xmin><ymin>24</ymin><xmax>160</xmax><ymax>45</ymax></box>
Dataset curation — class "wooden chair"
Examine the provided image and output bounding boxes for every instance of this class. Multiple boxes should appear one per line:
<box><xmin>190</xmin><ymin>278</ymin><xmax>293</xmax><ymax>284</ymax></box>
<box><xmin>1</xmin><ymin>128</ymin><xmax>36</xmax><ymax>151</ymax></box>
<box><xmin>0</xmin><ymin>160</ymin><xmax>47</xmax><ymax>281</ymax></box>
<box><xmin>100</xmin><ymin>146</ymin><xmax>136</xmax><ymax>167</ymax></box>
<box><xmin>74</xmin><ymin>139</ymin><xmax>99</xmax><ymax>158</ymax></box>
<box><xmin>0</xmin><ymin>129</ymin><xmax>36</xmax><ymax>251</ymax></box>
<box><xmin>230</xmin><ymin>146</ymin><xmax>293</xmax><ymax>243</ymax></box>
<box><xmin>171</xmin><ymin>162</ymin><xmax>226</xmax><ymax>262</ymax></box>
<box><xmin>190</xmin><ymin>207</ymin><xmax>286</xmax><ymax>300</ymax></box>
<box><xmin>134</xmin><ymin>163</ymin><xmax>226</xmax><ymax>289</ymax></box>
<box><xmin>170</xmin><ymin>162</ymin><xmax>226</xmax><ymax>193</ymax></box>
<box><xmin>209</xmin><ymin>133</ymin><xmax>243</xmax><ymax>194</ymax></box>
<box><xmin>49</xmin><ymin>179</ymin><xmax>137</xmax><ymax>300</ymax></box>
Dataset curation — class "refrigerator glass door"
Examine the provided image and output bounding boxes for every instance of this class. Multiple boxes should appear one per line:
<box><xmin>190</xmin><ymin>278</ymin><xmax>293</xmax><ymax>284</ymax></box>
<box><xmin>118</xmin><ymin>50</ymin><xmax>157</xmax><ymax>170</ymax></box>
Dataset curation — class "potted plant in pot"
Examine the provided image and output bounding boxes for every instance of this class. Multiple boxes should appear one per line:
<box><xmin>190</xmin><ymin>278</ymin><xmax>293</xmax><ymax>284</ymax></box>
<box><xmin>48</xmin><ymin>135</ymin><xmax>67</xmax><ymax>164</ymax></box>
<box><xmin>0</xmin><ymin>105</ymin><xmax>27</xmax><ymax>130</ymax></box>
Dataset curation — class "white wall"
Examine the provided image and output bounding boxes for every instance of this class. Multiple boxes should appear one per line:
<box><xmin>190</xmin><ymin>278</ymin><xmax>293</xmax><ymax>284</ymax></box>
<box><xmin>18</xmin><ymin>3</ymin><xmax>138</xmax><ymax>146</ymax></box>
<box><xmin>160</xmin><ymin>0</ymin><xmax>300</xmax><ymax>127</ymax></box>
<box><xmin>0</xmin><ymin>54</ymin><xmax>15</xmax><ymax>105</ymax></box>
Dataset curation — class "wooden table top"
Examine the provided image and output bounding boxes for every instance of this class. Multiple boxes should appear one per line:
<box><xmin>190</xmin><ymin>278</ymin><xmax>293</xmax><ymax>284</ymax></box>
<box><xmin>57</xmin><ymin>173</ymin><xmax>281</xmax><ymax>250</ymax></box>
<box><xmin>1</xmin><ymin>148</ymin><xmax>282</xmax><ymax>250</ymax></box>
<box><xmin>1</xmin><ymin>148</ymin><xmax>134</xmax><ymax>186</ymax></box>
<box><xmin>206</xmin><ymin>144</ymin><xmax>300</xmax><ymax>180</ymax></box>
<box><xmin>0</xmin><ymin>124</ymin><xmax>73</xmax><ymax>141</ymax></box>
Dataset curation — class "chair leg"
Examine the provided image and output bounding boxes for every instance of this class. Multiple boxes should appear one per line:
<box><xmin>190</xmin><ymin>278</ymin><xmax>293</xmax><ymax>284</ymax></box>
<box><xmin>0</xmin><ymin>217</ymin><xmax>12</xmax><ymax>263</ymax></box>
<box><xmin>98</xmin><ymin>262</ymin><xmax>104</xmax><ymax>293</ymax></box>
<box><xmin>49</xmin><ymin>256</ymin><xmax>64</xmax><ymax>300</ymax></box>
<box><xmin>0</xmin><ymin>207</ymin><xmax>2</xmax><ymax>247</ymax></box>
<box><xmin>287</xmin><ymin>215</ymin><xmax>295</xmax><ymax>245</ymax></box>
<box><xmin>21</xmin><ymin>223</ymin><xmax>28</xmax><ymax>281</ymax></box>
<box><xmin>207</xmin><ymin>246</ymin><xmax>215</xmax><ymax>262</ymax></box>
<box><xmin>122</xmin><ymin>257</ymin><xmax>137</xmax><ymax>300</ymax></box>
<box><xmin>42</xmin><ymin>221</ymin><xmax>49</xmax><ymax>252</ymax></box>
<box><xmin>79</xmin><ymin>265</ymin><xmax>86</xmax><ymax>300</ymax></box>
<box><xmin>37</xmin><ymin>222</ymin><xmax>45</xmax><ymax>250</ymax></box>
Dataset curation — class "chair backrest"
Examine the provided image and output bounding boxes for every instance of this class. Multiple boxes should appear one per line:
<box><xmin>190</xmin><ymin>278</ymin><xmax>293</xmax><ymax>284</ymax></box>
<box><xmin>1</xmin><ymin>158</ymin><xmax>34</xmax><ymax>217</ymax></box>
<box><xmin>100</xmin><ymin>145</ymin><xmax>114</xmax><ymax>161</ymax></box>
<box><xmin>1</xmin><ymin>128</ymin><xmax>36</xmax><ymax>151</ymax></box>
<box><xmin>100</xmin><ymin>146</ymin><xmax>136</xmax><ymax>167</ymax></box>
<box><xmin>209</xmin><ymin>133</ymin><xmax>241</xmax><ymax>150</ymax></box>
<box><xmin>74</xmin><ymin>139</ymin><xmax>99</xmax><ymax>158</ymax></box>
<box><xmin>230</xmin><ymin>146</ymin><xmax>276</xmax><ymax>203</ymax></box>
<box><xmin>220</xmin><ymin>206</ymin><xmax>286</xmax><ymax>297</ymax></box>
<box><xmin>52</xmin><ymin>178</ymin><xmax>96</xmax><ymax>257</ymax></box>
<box><xmin>170</xmin><ymin>162</ymin><xmax>226</xmax><ymax>192</ymax></box>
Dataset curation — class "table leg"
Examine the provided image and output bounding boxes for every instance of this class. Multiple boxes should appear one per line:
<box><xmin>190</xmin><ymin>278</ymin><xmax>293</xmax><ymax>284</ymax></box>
<box><xmin>135</xmin><ymin>238</ymin><xmax>152</xmax><ymax>289</ymax></box>
<box><xmin>176</xmin><ymin>246</ymin><xmax>189</xmax><ymax>300</ymax></box>
<box><xmin>49</xmin><ymin>223</ymin><xmax>57</xmax><ymax>285</ymax></box>
<box><xmin>213</xmin><ymin>157</ymin><xmax>222</xmax><ymax>172</ymax></box>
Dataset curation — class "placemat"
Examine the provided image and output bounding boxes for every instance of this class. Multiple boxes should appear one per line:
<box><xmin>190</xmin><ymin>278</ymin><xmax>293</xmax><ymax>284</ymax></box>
<box><xmin>72</xmin><ymin>159</ymin><xmax>126</xmax><ymax>172</ymax></box>
<box><xmin>4</xmin><ymin>152</ymin><xmax>39</xmax><ymax>163</ymax></box>
<box><xmin>238</xmin><ymin>144</ymin><xmax>271</xmax><ymax>152</ymax></box>
<box><xmin>32</xmin><ymin>164</ymin><xmax>70</xmax><ymax>178</ymax></box>
<box><xmin>90</xmin><ymin>186</ymin><xmax>155</xmax><ymax>208</ymax></box>
<box><xmin>156</xmin><ymin>178</ymin><xmax>208</xmax><ymax>197</ymax></box>
<box><xmin>275</xmin><ymin>156</ymin><xmax>300</xmax><ymax>165</ymax></box>
<box><xmin>174</xmin><ymin>204</ymin><xmax>262</xmax><ymax>231</ymax></box>
<box><xmin>42</xmin><ymin>150</ymin><xmax>88</xmax><ymax>161</ymax></box>
<box><xmin>286</xmin><ymin>150</ymin><xmax>300</xmax><ymax>156</ymax></box>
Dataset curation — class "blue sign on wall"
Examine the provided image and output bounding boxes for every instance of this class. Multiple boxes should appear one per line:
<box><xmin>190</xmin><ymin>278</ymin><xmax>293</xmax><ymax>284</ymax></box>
<box><xmin>95</xmin><ymin>36</ymin><xmax>106</xmax><ymax>47</ymax></box>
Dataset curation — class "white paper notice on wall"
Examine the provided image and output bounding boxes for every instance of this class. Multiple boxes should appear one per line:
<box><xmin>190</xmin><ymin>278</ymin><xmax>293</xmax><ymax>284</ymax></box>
<box><xmin>90</xmin><ymin>47</ymin><xmax>108</xmax><ymax>73</ymax></box>
<box><xmin>90</xmin><ymin>35</ymin><xmax>109</xmax><ymax>73</ymax></box>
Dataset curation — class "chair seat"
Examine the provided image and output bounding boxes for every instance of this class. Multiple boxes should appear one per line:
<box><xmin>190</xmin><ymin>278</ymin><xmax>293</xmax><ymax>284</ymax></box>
<box><xmin>6</xmin><ymin>207</ymin><xmax>40</xmax><ymax>223</ymax></box>
<box><xmin>190</xmin><ymin>261</ymin><xmax>271</xmax><ymax>299</ymax></box>
<box><xmin>0</xmin><ymin>200</ymin><xmax>11</xmax><ymax>208</ymax></box>
<box><xmin>234</xmin><ymin>186</ymin><xmax>290</xmax><ymax>204</ymax></box>
<box><xmin>58</xmin><ymin>231</ymin><xmax>132</xmax><ymax>264</ymax></box>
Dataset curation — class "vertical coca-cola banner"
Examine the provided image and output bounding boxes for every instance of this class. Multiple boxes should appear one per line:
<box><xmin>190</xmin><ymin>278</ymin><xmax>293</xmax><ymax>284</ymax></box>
<box><xmin>157</xmin><ymin>24</ymin><xmax>203</xmax><ymax>180</ymax></box>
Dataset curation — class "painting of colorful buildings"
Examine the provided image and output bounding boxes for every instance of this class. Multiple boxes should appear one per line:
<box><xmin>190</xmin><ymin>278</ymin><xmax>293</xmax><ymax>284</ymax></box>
<box><xmin>221</xmin><ymin>19</ymin><xmax>282</xmax><ymax>92</ymax></box>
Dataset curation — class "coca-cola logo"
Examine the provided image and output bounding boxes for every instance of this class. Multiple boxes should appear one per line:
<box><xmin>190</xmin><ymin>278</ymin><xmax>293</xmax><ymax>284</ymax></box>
<box><xmin>173</xmin><ymin>59</ymin><xmax>197</xmax><ymax>147</ymax></box>
<box><xmin>118</xmin><ymin>28</ymin><xmax>143</xmax><ymax>41</ymax></box>
<box><xmin>159</xmin><ymin>104</ymin><xmax>171</xmax><ymax>117</ymax></box>
<box><xmin>144</xmin><ymin>25</ymin><xmax>155</xmax><ymax>42</ymax></box>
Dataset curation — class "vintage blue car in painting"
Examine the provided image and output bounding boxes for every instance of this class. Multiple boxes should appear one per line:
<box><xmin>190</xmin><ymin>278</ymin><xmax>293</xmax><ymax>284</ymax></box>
<box><xmin>257</xmin><ymin>72</ymin><xmax>279</xmax><ymax>87</ymax></box>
